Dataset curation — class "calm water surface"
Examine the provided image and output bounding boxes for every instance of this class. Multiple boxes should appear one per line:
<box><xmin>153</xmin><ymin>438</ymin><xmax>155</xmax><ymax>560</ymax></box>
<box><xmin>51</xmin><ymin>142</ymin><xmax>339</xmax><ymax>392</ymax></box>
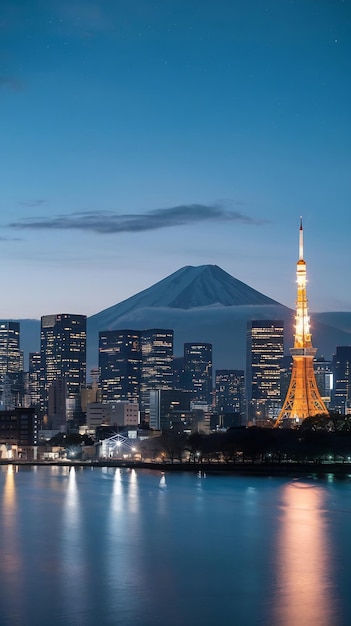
<box><xmin>0</xmin><ymin>466</ymin><xmax>351</xmax><ymax>626</ymax></box>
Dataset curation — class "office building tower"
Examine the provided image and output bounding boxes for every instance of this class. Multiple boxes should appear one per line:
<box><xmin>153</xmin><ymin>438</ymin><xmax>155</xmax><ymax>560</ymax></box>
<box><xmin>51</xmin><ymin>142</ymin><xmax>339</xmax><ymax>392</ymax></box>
<box><xmin>149</xmin><ymin>388</ymin><xmax>191</xmax><ymax>430</ymax></box>
<box><xmin>275</xmin><ymin>220</ymin><xmax>328</xmax><ymax>426</ymax></box>
<box><xmin>331</xmin><ymin>346</ymin><xmax>351</xmax><ymax>414</ymax></box>
<box><xmin>140</xmin><ymin>329</ymin><xmax>174</xmax><ymax>415</ymax></box>
<box><xmin>0</xmin><ymin>407</ymin><xmax>38</xmax><ymax>450</ymax></box>
<box><xmin>28</xmin><ymin>352</ymin><xmax>41</xmax><ymax>410</ymax></box>
<box><xmin>40</xmin><ymin>314</ymin><xmax>86</xmax><ymax>425</ymax></box>
<box><xmin>183</xmin><ymin>343</ymin><xmax>213</xmax><ymax>404</ymax></box>
<box><xmin>99</xmin><ymin>330</ymin><xmax>141</xmax><ymax>404</ymax></box>
<box><xmin>0</xmin><ymin>321</ymin><xmax>22</xmax><ymax>378</ymax></box>
<box><xmin>246</xmin><ymin>320</ymin><xmax>284</xmax><ymax>422</ymax></box>
<box><xmin>173</xmin><ymin>356</ymin><xmax>185</xmax><ymax>389</ymax></box>
<box><xmin>0</xmin><ymin>321</ymin><xmax>25</xmax><ymax>409</ymax></box>
<box><xmin>215</xmin><ymin>369</ymin><xmax>245</xmax><ymax>422</ymax></box>
<box><xmin>314</xmin><ymin>357</ymin><xmax>333</xmax><ymax>406</ymax></box>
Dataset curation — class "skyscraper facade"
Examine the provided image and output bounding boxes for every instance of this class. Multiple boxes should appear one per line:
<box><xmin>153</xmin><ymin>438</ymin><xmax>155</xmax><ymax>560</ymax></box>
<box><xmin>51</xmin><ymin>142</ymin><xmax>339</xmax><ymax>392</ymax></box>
<box><xmin>140</xmin><ymin>329</ymin><xmax>174</xmax><ymax>415</ymax></box>
<box><xmin>0</xmin><ymin>321</ymin><xmax>24</xmax><ymax>409</ymax></box>
<box><xmin>28</xmin><ymin>352</ymin><xmax>41</xmax><ymax>410</ymax></box>
<box><xmin>215</xmin><ymin>369</ymin><xmax>245</xmax><ymax>421</ymax></box>
<box><xmin>183</xmin><ymin>343</ymin><xmax>213</xmax><ymax>404</ymax></box>
<box><xmin>0</xmin><ymin>321</ymin><xmax>22</xmax><ymax>378</ymax></box>
<box><xmin>331</xmin><ymin>346</ymin><xmax>351</xmax><ymax>414</ymax></box>
<box><xmin>314</xmin><ymin>357</ymin><xmax>333</xmax><ymax>407</ymax></box>
<box><xmin>99</xmin><ymin>330</ymin><xmax>141</xmax><ymax>404</ymax></box>
<box><xmin>246</xmin><ymin>320</ymin><xmax>284</xmax><ymax>422</ymax></box>
<box><xmin>40</xmin><ymin>314</ymin><xmax>86</xmax><ymax>425</ymax></box>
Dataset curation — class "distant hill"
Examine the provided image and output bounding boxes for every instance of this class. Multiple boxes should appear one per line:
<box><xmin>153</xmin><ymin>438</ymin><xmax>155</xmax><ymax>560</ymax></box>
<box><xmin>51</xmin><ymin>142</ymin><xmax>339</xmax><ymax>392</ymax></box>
<box><xmin>14</xmin><ymin>266</ymin><xmax>351</xmax><ymax>373</ymax></box>
<box><xmin>14</xmin><ymin>319</ymin><xmax>40</xmax><ymax>360</ymax></box>
<box><xmin>314</xmin><ymin>312</ymin><xmax>351</xmax><ymax>336</ymax></box>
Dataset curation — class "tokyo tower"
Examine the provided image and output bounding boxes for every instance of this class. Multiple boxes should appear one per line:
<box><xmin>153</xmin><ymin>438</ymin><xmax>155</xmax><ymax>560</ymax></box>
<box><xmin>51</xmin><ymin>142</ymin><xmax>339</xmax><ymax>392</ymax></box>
<box><xmin>274</xmin><ymin>219</ymin><xmax>328</xmax><ymax>427</ymax></box>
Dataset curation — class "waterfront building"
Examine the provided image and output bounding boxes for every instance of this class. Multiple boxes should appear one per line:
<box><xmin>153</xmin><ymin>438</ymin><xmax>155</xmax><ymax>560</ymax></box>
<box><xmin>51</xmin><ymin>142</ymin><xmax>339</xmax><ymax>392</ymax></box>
<box><xmin>86</xmin><ymin>402</ymin><xmax>112</xmax><ymax>432</ymax></box>
<box><xmin>246</xmin><ymin>320</ymin><xmax>284</xmax><ymax>423</ymax></box>
<box><xmin>149</xmin><ymin>388</ymin><xmax>191</xmax><ymax>430</ymax></box>
<box><xmin>39</xmin><ymin>314</ymin><xmax>86</xmax><ymax>426</ymax></box>
<box><xmin>86</xmin><ymin>401</ymin><xmax>139</xmax><ymax>433</ymax></box>
<box><xmin>275</xmin><ymin>220</ymin><xmax>328</xmax><ymax>426</ymax></box>
<box><xmin>0</xmin><ymin>407</ymin><xmax>38</xmax><ymax>450</ymax></box>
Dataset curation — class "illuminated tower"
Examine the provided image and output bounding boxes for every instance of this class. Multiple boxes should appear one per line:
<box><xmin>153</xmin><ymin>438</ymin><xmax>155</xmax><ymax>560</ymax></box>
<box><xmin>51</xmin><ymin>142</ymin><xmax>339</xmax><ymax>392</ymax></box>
<box><xmin>274</xmin><ymin>219</ymin><xmax>328</xmax><ymax>427</ymax></box>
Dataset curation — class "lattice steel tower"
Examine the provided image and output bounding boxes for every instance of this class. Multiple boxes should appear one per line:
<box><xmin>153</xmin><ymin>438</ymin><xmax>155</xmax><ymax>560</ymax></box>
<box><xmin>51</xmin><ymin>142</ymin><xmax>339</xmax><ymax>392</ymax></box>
<box><xmin>274</xmin><ymin>219</ymin><xmax>328</xmax><ymax>427</ymax></box>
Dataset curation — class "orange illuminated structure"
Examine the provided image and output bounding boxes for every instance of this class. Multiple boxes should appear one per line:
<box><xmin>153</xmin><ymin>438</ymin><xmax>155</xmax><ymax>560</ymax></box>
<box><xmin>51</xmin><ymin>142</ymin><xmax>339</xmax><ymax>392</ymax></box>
<box><xmin>274</xmin><ymin>219</ymin><xmax>328</xmax><ymax>427</ymax></box>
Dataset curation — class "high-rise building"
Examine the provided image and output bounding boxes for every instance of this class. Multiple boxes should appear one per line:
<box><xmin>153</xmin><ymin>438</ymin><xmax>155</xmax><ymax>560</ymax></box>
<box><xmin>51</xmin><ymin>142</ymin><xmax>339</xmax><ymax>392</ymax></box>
<box><xmin>0</xmin><ymin>321</ymin><xmax>24</xmax><ymax>409</ymax></box>
<box><xmin>331</xmin><ymin>346</ymin><xmax>351</xmax><ymax>414</ymax></box>
<box><xmin>28</xmin><ymin>352</ymin><xmax>41</xmax><ymax>410</ymax></box>
<box><xmin>40</xmin><ymin>314</ymin><xmax>86</xmax><ymax>426</ymax></box>
<box><xmin>0</xmin><ymin>321</ymin><xmax>22</xmax><ymax>378</ymax></box>
<box><xmin>246</xmin><ymin>320</ymin><xmax>284</xmax><ymax>422</ymax></box>
<box><xmin>314</xmin><ymin>357</ymin><xmax>333</xmax><ymax>407</ymax></box>
<box><xmin>149</xmin><ymin>388</ymin><xmax>191</xmax><ymax>430</ymax></box>
<box><xmin>275</xmin><ymin>220</ymin><xmax>328</xmax><ymax>426</ymax></box>
<box><xmin>140</xmin><ymin>329</ymin><xmax>174</xmax><ymax>415</ymax></box>
<box><xmin>183</xmin><ymin>343</ymin><xmax>213</xmax><ymax>404</ymax></box>
<box><xmin>173</xmin><ymin>356</ymin><xmax>185</xmax><ymax>389</ymax></box>
<box><xmin>215</xmin><ymin>369</ymin><xmax>245</xmax><ymax>422</ymax></box>
<box><xmin>99</xmin><ymin>330</ymin><xmax>141</xmax><ymax>404</ymax></box>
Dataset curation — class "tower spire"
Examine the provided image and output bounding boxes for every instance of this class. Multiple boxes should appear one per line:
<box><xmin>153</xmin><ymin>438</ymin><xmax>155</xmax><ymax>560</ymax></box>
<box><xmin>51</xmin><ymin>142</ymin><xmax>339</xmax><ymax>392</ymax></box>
<box><xmin>299</xmin><ymin>216</ymin><xmax>303</xmax><ymax>261</ymax></box>
<box><xmin>274</xmin><ymin>219</ymin><xmax>328</xmax><ymax>427</ymax></box>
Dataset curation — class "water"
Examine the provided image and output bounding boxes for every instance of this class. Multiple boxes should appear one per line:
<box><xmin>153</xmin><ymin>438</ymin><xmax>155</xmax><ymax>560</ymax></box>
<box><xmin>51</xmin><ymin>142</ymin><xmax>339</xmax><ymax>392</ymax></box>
<box><xmin>1</xmin><ymin>466</ymin><xmax>351</xmax><ymax>626</ymax></box>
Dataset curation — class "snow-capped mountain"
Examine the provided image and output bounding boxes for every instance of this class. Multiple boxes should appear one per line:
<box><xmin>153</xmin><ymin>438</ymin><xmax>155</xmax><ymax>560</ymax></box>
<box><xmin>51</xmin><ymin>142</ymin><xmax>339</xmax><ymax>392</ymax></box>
<box><xmin>86</xmin><ymin>265</ymin><xmax>351</xmax><ymax>371</ymax></box>
<box><xmin>89</xmin><ymin>264</ymin><xmax>279</xmax><ymax>326</ymax></box>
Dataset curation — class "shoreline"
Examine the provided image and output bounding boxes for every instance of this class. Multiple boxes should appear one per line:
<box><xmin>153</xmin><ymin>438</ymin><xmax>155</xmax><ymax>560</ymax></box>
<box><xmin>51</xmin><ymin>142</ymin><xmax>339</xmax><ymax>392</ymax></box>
<box><xmin>2</xmin><ymin>459</ymin><xmax>351</xmax><ymax>477</ymax></box>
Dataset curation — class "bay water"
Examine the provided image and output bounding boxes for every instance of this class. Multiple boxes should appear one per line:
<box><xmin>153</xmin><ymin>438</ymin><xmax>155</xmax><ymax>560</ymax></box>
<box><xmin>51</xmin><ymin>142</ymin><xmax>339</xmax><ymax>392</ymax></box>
<box><xmin>1</xmin><ymin>465</ymin><xmax>350</xmax><ymax>626</ymax></box>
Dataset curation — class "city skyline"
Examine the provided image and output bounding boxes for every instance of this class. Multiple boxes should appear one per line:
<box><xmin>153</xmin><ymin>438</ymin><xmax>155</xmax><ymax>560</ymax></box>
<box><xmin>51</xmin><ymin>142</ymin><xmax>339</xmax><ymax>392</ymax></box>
<box><xmin>1</xmin><ymin>0</ymin><xmax>350</xmax><ymax>318</ymax></box>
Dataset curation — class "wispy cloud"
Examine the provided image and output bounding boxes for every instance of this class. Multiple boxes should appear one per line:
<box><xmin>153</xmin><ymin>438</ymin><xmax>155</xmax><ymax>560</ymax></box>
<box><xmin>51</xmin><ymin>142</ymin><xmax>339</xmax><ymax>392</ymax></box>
<box><xmin>0</xmin><ymin>76</ymin><xmax>24</xmax><ymax>91</ymax></box>
<box><xmin>17</xmin><ymin>199</ymin><xmax>46</xmax><ymax>207</ymax></box>
<box><xmin>51</xmin><ymin>0</ymin><xmax>112</xmax><ymax>37</ymax></box>
<box><xmin>0</xmin><ymin>236</ymin><xmax>22</xmax><ymax>241</ymax></box>
<box><xmin>8</xmin><ymin>204</ymin><xmax>267</xmax><ymax>235</ymax></box>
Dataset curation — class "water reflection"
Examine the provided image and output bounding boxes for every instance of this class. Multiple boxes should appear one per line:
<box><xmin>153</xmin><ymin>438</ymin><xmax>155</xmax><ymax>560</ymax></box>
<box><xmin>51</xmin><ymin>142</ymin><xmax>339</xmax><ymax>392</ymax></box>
<box><xmin>272</xmin><ymin>483</ymin><xmax>336</xmax><ymax>626</ymax></box>
<box><xmin>128</xmin><ymin>468</ymin><xmax>139</xmax><ymax>514</ymax></box>
<box><xmin>60</xmin><ymin>467</ymin><xmax>87</xmax><ymax>620</ymax></box>
<box><xmin>2</xmin><ymin>466</ymin><xmax>19</xmax><ymax>566</ymax></box>
<box><xmin>1</xmin><ymin>466</ymin><xmax>25</xmax><ymax>623</ymax></box>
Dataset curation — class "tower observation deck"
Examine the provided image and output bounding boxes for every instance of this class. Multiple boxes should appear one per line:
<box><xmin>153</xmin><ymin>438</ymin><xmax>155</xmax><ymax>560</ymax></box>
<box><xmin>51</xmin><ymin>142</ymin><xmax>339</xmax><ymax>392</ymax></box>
<box><xmin>274</xmin><ymin>219</ymin><xmax>328</xmax><ymax>427</ymax></box>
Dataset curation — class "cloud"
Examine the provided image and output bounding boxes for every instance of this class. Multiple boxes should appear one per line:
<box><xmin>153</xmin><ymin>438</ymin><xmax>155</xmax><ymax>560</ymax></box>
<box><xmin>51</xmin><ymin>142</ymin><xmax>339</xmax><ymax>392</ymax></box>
<box><xmin>0</xmin><ymin>236</ymin><xmax>22</xmax><ymax>241</ymax></box>
<box><xmin>17</xmin><ymin>199</ymin><xmax>46</xmax><ymax>207</ymax></box>
<box><xmin>8</xmin><ymin>205</ymin><xmax>267</xmax><ymax>235</ymax></box>
<box><xmin>50</xmin><ymin>0</ymin><xmax>112</xmax><ymax>36</ymax></box>
<box><xmin>0</xmin><ymin>76</ymin><xmax>24</xmax><ymax>91</ymax></box>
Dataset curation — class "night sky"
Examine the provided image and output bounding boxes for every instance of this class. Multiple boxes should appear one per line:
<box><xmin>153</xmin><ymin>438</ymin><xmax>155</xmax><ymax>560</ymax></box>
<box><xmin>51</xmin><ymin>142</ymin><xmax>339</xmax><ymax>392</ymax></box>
<box><xmin>1</xmin><ymin>0</ymin><xmax>350</xmax><ymax>318</ymax></box>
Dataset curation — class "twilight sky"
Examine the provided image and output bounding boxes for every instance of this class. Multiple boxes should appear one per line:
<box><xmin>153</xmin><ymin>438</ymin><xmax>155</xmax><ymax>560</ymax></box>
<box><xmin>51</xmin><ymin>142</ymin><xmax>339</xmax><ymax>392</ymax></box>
<box><xmin>1</xmin><ymin>0</ymin><xmax>350</xmax><ymax>319</ymax></box>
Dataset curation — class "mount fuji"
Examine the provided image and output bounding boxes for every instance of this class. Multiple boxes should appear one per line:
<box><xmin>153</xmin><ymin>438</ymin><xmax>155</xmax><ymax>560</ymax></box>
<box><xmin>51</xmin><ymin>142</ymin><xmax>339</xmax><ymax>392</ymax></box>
<box><xmin>85</xmin><ymin>265</ymin><xmax>351</xmax><ymax>372</ymax></box>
